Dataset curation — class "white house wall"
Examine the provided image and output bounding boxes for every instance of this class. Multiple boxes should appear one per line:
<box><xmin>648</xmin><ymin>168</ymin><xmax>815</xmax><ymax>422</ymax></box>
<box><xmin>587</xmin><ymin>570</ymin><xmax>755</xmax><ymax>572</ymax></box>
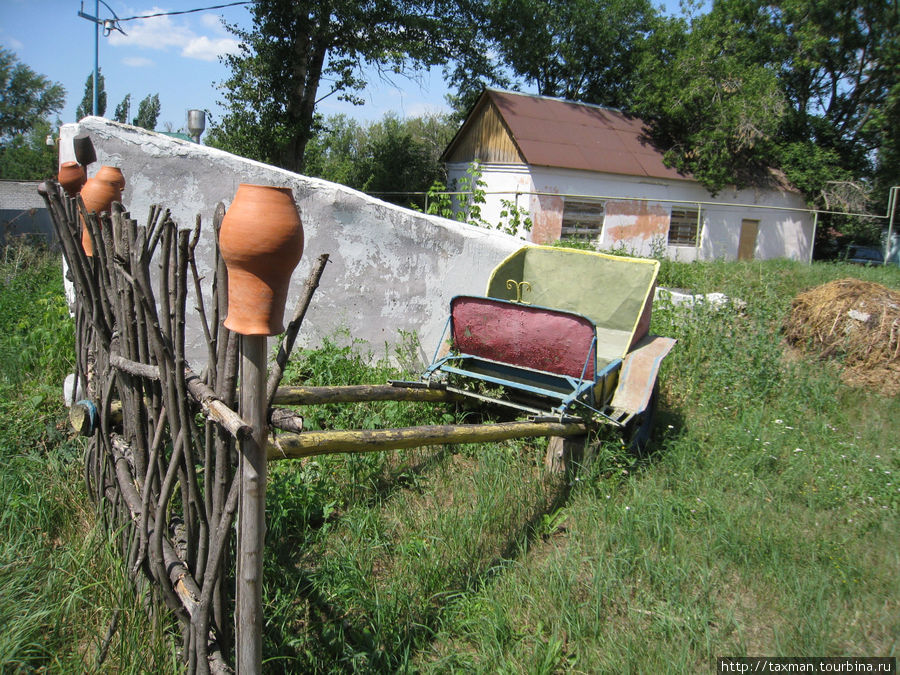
<box><xmin>447</xmin><ymin>162</ymin><xmax>814</xmax><ymax>261</ymax></box>
<box><xmin>444</xmin><ymin>162</ymin><xmax>534</xmax><ymax>236</ymax></box>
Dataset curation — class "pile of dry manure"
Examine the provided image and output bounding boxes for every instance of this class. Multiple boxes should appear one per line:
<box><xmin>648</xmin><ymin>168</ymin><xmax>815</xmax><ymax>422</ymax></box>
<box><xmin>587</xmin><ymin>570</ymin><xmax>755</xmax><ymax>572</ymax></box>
<box><xmin>784</xmin><ymin>278</ymin><xmax>900</xmax><ymax>395</ymax></box>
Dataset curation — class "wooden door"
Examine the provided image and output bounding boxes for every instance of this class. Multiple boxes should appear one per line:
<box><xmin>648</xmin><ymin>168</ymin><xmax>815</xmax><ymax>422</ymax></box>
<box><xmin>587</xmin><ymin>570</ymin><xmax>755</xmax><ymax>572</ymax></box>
<box><xmin>738</xmin><ymin>219</ymin><xmax>759</xmax><ymax>260</ymax></box>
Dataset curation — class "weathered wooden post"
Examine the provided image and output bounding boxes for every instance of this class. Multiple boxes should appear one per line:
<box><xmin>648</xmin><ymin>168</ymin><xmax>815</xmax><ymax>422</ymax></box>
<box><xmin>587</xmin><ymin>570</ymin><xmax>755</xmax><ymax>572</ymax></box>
<box><xmin>219</xmin><ymin>184</ymin><xmax>304</xmax><ymax>672</ymax></box>
<box><xmin>236</xmin><ymin>334</ymin><xmax>267</xmax><ymax>671</ymax></box>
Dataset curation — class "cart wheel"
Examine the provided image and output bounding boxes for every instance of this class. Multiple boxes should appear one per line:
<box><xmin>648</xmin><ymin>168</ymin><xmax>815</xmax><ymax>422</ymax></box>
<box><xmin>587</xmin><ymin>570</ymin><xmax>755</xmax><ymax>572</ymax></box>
<box><xmin>625</xmin><ymin>384</ymin><xmax>658</xmax><ymax>454</ymax></box>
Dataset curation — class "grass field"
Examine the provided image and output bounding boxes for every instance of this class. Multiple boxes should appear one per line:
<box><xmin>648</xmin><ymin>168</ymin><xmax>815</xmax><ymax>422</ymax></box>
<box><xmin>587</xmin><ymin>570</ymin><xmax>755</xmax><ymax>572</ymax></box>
<box><xmin>1</xmin><ymin>242</ymin><xmax>897</xmax><ymax>672</ymax></box>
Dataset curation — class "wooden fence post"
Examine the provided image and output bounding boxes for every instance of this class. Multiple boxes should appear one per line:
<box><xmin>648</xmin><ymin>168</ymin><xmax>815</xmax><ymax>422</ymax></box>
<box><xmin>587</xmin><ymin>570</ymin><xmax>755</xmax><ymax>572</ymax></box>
<box><xmin>236</xmin><ymin>335</ymin><xmax>267</xmax><ymax>674</ymax></box>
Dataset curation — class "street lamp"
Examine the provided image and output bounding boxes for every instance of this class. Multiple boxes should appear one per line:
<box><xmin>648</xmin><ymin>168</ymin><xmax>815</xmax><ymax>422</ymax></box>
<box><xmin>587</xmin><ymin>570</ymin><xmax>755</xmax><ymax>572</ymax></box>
<box><xmin>77</xmin><ymin>1</ymin><xmax>126</xmax><ymax>117</ymax></box>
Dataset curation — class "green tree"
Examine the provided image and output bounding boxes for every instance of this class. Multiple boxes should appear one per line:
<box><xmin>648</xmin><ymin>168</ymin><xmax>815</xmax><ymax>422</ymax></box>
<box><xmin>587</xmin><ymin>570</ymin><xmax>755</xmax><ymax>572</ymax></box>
<box><xmin>631</xmin><ymin>0</ymin><xmax>899</xmax><ymax>202</ymax></box>
<box><xmin>631</xmin><ymin>9</ymin><xmax>785</xmax><ymax>193</ymax></box>
<box><xmin>113</xmin><ymin>94</ymin><xmax>131</xmax><ymax>124</ymax></box>
<box><xmin>0</xmin><ymin>48</ymin><xmax>65</xmax><ymax>143</ymax></box>
<box><xmin>302</xmin><ymin>114</ymin><xmax>366</xmax><ymax>185</ymax></box>
<box><xmin>302</xmin><ymin>112</ymin><xmax>456</xmax><ymax>206</ymax></box>
<box><xmin>210</xmin><ymin>0</ymin><xmax>477</xmax><ymax>172</ymax></box>
<box><xmin>132</xmin><ymin>94</ymin><xmax>160</xmax><ymax>130</ymax></box>
<box><xmin>0</xmin><ymin>120</ymin><xmax>57</xmax><ymax>180</ymax></box>
<box><xmin>75</xmin><ymin>69</ymin><xmax>106</xmax><ymax>119</ymax></box>
<box><xmin>762</xmin><ymin>0</ymin><xmax>899</xmax><ymax>201</ymax></box>
<box><xmin>351</xmin><ymin>113</ymin><xmax>448</xmax><ymax>201</ymax></box>
<box><xmin>486</xmin><ymin>0</ymin><xmax>658</xmax><ymax>108</ymax></box>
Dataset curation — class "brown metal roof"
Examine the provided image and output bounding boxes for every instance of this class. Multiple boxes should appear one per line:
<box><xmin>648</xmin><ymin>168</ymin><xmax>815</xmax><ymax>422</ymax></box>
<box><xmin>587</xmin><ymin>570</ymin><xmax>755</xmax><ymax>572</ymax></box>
<box><xmin>464</xmin><ymin>89</ymin><xmax>691</xmax><ymax>182</ymax></box>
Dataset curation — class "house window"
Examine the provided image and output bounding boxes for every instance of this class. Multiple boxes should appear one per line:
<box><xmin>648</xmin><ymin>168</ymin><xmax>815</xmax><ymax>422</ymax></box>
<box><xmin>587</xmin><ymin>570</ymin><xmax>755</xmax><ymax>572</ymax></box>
<box><xmin>668</xmin><ymin>208</ymin><xmax>700</xmax><ymax>246</ymax></box>
<box><xmin>562</xmin><ymin>199</ymin><xmax>605</xmax><ymax>241</ymax></box>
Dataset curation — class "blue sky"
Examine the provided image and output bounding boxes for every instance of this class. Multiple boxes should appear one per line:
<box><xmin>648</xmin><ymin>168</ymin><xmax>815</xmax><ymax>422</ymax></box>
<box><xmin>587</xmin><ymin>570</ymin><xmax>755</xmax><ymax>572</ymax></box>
<box><xmin>0</xmin><ymin>0</ymin><xmax>453</xmax><ymax>136</ymax></box>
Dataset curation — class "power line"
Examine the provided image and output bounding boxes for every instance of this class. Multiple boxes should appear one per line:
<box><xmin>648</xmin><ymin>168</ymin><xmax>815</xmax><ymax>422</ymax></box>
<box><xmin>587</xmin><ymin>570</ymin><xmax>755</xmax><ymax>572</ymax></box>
<box><xmin>117</xmin><ymin>1</ymin><xmax>254</xmax><ymax>23</ymax></box>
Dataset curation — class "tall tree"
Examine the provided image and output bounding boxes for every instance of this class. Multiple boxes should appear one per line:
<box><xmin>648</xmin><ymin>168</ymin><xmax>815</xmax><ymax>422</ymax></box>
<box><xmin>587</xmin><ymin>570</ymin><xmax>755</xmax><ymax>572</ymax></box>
<box><xmin>113</xmin><ymin>94</ymin><xmax>131</xmax><ymax>124</ymax></box>
<box><xmin>303</xmin><ymin>112</ymin><xmax>456</xmax><ymax>203</ymax></box>
<box><xmin>631</xmin><ymin>0</ymin><xmax>899</xmax><ymax>201</ymax></box>
<box><xmin>302</xmin><ymin>114</ymin><xmax>366</xmax><ymax>186</ymax></box>
<box><xmin>487</xmin><ymin>0</ymin><xmax>657</xmax><ymax>108</ymax></box>
<box><xmin>631</xmin><ymin>9</ymin><xmax>786</xmax><ymax>193</ymax></box>
<box><xmin>211</xmin><ymin>0</ymin><xmax>477</xmax><ymax>172</ymax></box>
<box><xmin>0</xmin><ymin>120</ymin><xmax>58</xmax><ymax>180</ymax></box>
<box><xmin>762</xmin><ymin>0</ymin><xmax>899</xmax><ymax>200</ymax></box>
<box><xmin>75</xmin><ymin>69</ymin><xmax>106</xmax><ymax>119</ymax></box>
<box><xmin>133</xmin><ymin>94</ymin><xmax>160</xmax><ymax>130</ymax></box>
<box><xmin>0</xmin><ymin>48</ymin><xmax>65</xmax><ymax>143</ymax></box>
<box><xmin>351</xmin><ymin>113</ymin><xmax>451</xmax><ymax>200</ymax></box>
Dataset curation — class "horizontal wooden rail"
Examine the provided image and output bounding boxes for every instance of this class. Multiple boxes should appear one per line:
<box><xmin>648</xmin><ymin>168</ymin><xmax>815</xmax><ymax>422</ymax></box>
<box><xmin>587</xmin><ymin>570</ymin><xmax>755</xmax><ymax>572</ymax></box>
<box><xmin>272</xmin><ymin>384</ymin><xmax>464</xmax><ymax>406</ymax></box>
<box><xmin>108</xmin><ymin>351</ymin><xmax>252</xmax><ymax>439</ymax></box>
<box><xmin>266</xmin><ymin>420</ymin><xmax>588</xmax><ymax>460</ymax></box>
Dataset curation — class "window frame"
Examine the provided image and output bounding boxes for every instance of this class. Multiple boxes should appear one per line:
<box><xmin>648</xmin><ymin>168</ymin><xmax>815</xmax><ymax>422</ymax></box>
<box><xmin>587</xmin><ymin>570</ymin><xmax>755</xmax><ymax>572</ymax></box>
<box><xmin>561</xmin><ymin>198</ymin><xmax>605</xmax><ymax>242</ymax></box>
<box><xmin>667</xmin><ymin>207</ymin><xmax>701</xmax><ymax>247</ymax></box>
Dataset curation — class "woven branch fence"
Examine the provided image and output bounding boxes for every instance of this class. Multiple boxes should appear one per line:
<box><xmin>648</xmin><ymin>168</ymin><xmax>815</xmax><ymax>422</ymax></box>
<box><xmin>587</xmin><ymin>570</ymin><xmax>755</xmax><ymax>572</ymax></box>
<box><xmin>38</xmin><ymin>176</ymin><xmax>589</xmax><ymax>672</ymax></box>
<box><xmin>38</xmin><ymin>180</ymin><xmax>328</xmax><ymax>673</ymax></box>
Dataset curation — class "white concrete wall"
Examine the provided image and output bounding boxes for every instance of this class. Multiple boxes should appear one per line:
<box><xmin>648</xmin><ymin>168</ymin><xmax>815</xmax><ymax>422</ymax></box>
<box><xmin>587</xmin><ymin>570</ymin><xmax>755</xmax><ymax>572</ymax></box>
<box><xmin>60</xmin><ymin>118</ymin><xmax>524</xmax><ymax>369</ymax></box>
<box><xmin>448</xmin><ymin>162</ymin><xmax>815</xmax><ymax>262</ymax></box>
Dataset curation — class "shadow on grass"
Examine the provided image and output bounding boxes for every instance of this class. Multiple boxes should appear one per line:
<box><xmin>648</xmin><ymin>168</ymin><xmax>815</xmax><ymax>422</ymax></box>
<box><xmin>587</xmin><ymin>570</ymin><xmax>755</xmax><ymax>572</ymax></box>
<box><xmin>260</xmin><ymin>399</ymin><xmax>680</xmax><ymax>671</ymax></box>
<box><xmin>264</xmin><ymin>479</ymin><xmax>575</xmax><ymax>672</ymax></box>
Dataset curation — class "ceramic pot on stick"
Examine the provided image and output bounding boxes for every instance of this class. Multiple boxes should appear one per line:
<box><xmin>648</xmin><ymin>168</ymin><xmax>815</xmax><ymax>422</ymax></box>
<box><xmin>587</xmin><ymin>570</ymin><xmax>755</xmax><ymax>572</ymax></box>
<box><xmin>95</xmin><ymin>165</ymin><xmax>126</xmax><ymax>192</ymax></box>
<box><xmin>58</xmin><ymin>162</ymin><xmax>86</xmax><ymax>196</ymax></box>
<box><xmin>79</xmin><ymin>166</ymin><xmax>123</xmax><ymax>256</ymax></box>
<box><xmin>219</xmin><ymin>183</ymin><xmax>304</xmax><ymax>335</ymax></box>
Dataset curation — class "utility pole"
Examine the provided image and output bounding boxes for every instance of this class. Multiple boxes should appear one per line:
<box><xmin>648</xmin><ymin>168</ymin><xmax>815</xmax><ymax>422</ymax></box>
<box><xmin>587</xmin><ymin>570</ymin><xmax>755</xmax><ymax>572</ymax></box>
<box><xmin>77</xmin><ymin>0</ymin><xmax>126</xmax><ymax>117</ymax></box>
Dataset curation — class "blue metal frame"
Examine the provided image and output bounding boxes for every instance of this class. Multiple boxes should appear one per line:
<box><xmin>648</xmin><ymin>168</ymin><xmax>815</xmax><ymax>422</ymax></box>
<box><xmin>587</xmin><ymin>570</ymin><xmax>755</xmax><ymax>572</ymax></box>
<box><xmin>422</xmin><ymin>297</ymin><xmax>623</xmax><ymax>417</ymax></box>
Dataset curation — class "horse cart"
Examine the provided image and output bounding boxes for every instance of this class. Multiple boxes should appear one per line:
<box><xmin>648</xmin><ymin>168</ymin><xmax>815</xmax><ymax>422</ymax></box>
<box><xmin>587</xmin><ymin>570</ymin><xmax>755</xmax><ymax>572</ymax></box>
<box><xmin>407</xmin><ymin>246</ymin><xmax>676</xmax><ymax>450</ymax></box>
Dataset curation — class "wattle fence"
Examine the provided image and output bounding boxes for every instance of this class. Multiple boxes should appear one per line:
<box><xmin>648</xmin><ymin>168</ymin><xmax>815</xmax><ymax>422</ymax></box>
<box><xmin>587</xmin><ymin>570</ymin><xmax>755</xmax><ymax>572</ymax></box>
<box><xmin>38</xmin><ymin>174</ymin><xmax>588</xmax><ymax>672</ymax></box>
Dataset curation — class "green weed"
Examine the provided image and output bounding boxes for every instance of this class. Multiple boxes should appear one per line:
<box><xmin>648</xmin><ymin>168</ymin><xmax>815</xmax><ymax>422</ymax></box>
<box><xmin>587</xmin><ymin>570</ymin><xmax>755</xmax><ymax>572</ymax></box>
<box><xmin>0</xmin><ymin>245</ymin><xmax>177</xmax><ymax>672</ymax></box>
<box><xmin>2</xmin><ymin>242</ymin><xmax>898</xmax><ymax>672</ymax></box>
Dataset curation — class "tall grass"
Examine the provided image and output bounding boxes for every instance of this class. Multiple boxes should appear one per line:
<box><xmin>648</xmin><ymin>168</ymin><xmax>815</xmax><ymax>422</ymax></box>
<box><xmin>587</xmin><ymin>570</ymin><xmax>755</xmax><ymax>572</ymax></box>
<box><xmin>0</xmin><ymin>242</ymin><xmax>178</xmax><ymax>672</ymax></box>
<box><xmin>260</xmin><ymin>258</ymin><xmax>898</xmax><ymax>672</ymax></box>
<box><xmin>1</xmin><ymin>242</ymin><xmax>897</xmax><ymax>672</ymax></box>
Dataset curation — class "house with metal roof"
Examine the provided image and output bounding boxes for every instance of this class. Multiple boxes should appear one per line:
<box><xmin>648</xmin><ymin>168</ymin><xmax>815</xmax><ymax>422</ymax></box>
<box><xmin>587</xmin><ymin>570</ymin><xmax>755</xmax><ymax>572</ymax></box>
<box><xmin>441</xmin><ymin>89</ymin><xmax>815</xmax><ymax>262</ymax></box>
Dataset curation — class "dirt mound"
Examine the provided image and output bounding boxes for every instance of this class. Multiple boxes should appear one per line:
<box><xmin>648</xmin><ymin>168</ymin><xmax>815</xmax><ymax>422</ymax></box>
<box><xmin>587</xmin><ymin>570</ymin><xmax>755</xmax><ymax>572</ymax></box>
<box><xmin>784</xmin><ymin>278</ymin><xmax>900</xmax><ymax>396</ymax></box>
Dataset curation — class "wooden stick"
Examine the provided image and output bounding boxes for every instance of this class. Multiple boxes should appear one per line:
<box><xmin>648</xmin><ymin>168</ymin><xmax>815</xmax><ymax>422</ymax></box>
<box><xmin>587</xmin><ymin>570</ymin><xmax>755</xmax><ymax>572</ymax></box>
<box><xmin>269</xmin><ymin>408</ymin><xmax>304</xmax><ymax>433</ymax></box>
<box><xmin>236</xmin><ymin>335</ymin><xmax>267</xmax><ymax>674</ymax></box>
<box><xmin>272</xmin><ymin>384</ymin><xmax>464</xmax><ymax>406</ymax></box>
<box><xmin>110</xmin><ymin>352</ymin><xmax>160</xmax><ymax>379</ymax></box>
<box><xmin>266</xmin><ymin>420</ymin><xmax>589</xmax><ymax>460</ymax></box>
<box><xmin>109</xmin><ymin>435</ymin><xmax>230</xmax><ymax>674</ymax></box>
<box><xmin>107</xmin><ymin>351</ymin><xmax>252</xmax><ymax>440</ymax></box>
<box><xmin>265</xmin><ymin>253</ymin><xmax>329</xmax><ymax>409</ymax></box>
<box><xmin>185</xmin><ymin>370</ymin><xmax>252</xmax><ymax>440</ymax></box>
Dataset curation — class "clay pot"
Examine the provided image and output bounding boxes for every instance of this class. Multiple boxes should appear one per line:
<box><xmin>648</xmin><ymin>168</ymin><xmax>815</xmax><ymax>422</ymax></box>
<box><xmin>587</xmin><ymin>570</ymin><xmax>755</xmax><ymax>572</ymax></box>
<box><xmin>58</xmin><ymin>162</ymin><xmax>86</xmax><ymax>196</ymax></box>
<box><xmin>219</xmin><ymin>184</ymin><xmax>304</xmax><ymax>335</ymax></box>
<box><xmin>95</xmin><ymin>165</ymin><xmax>126</xmax><ymax>192</ymax></box>
<box><xmin>79</xmin><ymin>171</ymin><xmax>122</xmax><ymax>256</ymax></box>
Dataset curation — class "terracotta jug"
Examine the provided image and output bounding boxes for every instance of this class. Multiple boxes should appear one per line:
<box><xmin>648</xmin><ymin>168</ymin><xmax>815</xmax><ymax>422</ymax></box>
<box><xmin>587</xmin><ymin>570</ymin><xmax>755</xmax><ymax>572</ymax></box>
<box><xmin>219</xmin><ymin>184</ymin><xmax>304</xmax><ymax>335</ymax></box>
<box><xmin>58</xmin><ymin>162</ymin><xmax>86</xmax><ymax>196</ymax></box>
<box><xmin>79</xmin><ymin>171</ymin><xmax>122</xmax><ymax>256</ymax></box>
<box><xmin>95</xmin><ymin>165</ymin><xmax>126</xmax><ymax>192</ymax></box>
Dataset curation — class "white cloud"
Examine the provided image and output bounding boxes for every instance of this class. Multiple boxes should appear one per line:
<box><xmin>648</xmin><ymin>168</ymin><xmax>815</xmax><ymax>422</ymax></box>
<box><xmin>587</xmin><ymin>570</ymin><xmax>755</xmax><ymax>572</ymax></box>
<box><xmin>109</xmin><ymin>12</ymin><xmax>192</xmax><ymax>50</ymax></box>
<box><xmin>108</xmin><ymin>7</ymin><xmax>237</xmax><ymax>61</ymax></box>
<box><xmin>123</xmin><ymin>56</ymin><xmax>154</xmax><ymax>67</ymax></box>
<box><xmin>181</xmin><ymin>36</ymin><xmax>241</xmax><ymax>62</ymax></box>
<box><xmin>406</xmin><ymin>101</ymin><xmax>451</xmax><ymax>119</ymax></box>
<box><xmin>199</xmin><ymin>13</ymin><xmax>228</xmax><ymax>32</ymax></box>
<box><xmin>1</xmin><ymin>37</ymin><xmax>24</xmax><ymax>50</ymax></box>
